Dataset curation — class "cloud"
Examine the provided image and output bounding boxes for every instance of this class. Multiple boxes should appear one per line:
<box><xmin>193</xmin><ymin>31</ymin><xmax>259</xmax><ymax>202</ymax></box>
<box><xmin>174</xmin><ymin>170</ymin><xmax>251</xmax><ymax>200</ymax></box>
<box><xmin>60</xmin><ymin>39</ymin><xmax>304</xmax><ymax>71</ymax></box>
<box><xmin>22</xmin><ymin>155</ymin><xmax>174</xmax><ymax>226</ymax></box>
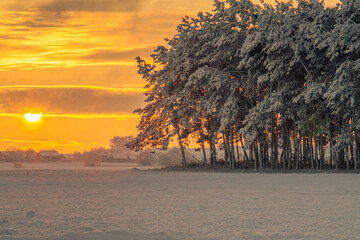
<box><xmin>0</xmin><ymin>10</ymin><xmax>182</xmax><ymax>70</ymax></box>
<box><xmin>3</xmin><ymin>0</ymin><xmax>143</xmax><ymax>12</ymax></box>
<box><xmin>145</xmin><ymin>0</ymin><xmax>214</xmax><ymax>11</ymax></box>
<box><xmin>0</xmin><ymin>85</ymin><xmax>146</xmax><ymax>115</ymax></box>
<box><xmin>0</xmin><ymin>11</ymin><xmax>78</xmax><ymax>31</ymax></box>
<box><xmin>0</xmin><ymin>112</ymin><xmax>140</xmax><ymax>120</ymax></box>
<box><xmin>0</xmin><ymin>65</ymin><xmax>144</xmax><ymax>87</ymax></box>
<box><xmin>0</xmin><ymin>1</ymin><xmax>215</xmax><ymax>71</ymax></box>
<box><xmin>1</xmin><ymin>0</ymin><xmax>214</xmax><ymax>12</ymax></box>
<box><xmin>0</xmin><ymin>34</ymin><xmax>25</xmax><ymax>40</ymax></box>
<box><xmin>0</xmin><ymin>139</ymin><xmax>85</xmax><ymax>150</ymax></box>
<box><xmin>82</xmin><ymin>47</ymin><xmax>155</xmax><ymax>62</ymax></box>
<box><xmin>42</xmin><ymin>0</ymin><xmax>143</xmax><ymax>12</ymax></box>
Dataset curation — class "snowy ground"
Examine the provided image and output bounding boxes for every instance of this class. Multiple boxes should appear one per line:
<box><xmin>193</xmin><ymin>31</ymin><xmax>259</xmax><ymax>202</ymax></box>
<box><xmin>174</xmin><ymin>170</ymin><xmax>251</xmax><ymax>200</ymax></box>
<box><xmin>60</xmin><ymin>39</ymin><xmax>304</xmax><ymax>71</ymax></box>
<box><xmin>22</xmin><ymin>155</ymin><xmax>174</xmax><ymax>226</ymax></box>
<box><xmin>0</xmin><ymin>162</ymin><xmax>161</xmax><ymax>171</ymax></box>
<box><xmin>0</xmin><ymin>169</ymin><xmax>359</xmax><ymax>240</ymax></box>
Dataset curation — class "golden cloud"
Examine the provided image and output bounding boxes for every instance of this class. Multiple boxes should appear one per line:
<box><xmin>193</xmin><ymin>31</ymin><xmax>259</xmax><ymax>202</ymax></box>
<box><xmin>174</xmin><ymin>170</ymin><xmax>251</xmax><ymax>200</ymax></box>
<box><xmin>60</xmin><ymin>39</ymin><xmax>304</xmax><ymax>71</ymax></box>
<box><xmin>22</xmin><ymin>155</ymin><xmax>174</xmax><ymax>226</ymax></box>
<box><xmin>1</xmin><ymin>0</ymin><xmax>143</xmax><ymax>12</ymax></box>
<box><xmin>0</xmin><ymin>139</ymin><xmax>85</xmax><ymax>148</ymax></box>
<box><xmin>0</xmin><ymin>85</ymin><xmax>146</xmax><ymax>114</ymax></box>
<box><xmin>0</xmin><ymin>10</ymin><xmax>192</xmax><ymax>70</ymax></box>
<box><xmin>0</xmin><ymin>65</ymin><xmax>144</xmax><ymax>87</ymax></box>
<box><xmin>0</xmin><ymin>112</ymin><xmax>140</xmax><ymax>120</ymax></box>
<box><xmin>0</xmin><ymin>0</ymin><xmax>213</xmax><ymax>12</ymax></box>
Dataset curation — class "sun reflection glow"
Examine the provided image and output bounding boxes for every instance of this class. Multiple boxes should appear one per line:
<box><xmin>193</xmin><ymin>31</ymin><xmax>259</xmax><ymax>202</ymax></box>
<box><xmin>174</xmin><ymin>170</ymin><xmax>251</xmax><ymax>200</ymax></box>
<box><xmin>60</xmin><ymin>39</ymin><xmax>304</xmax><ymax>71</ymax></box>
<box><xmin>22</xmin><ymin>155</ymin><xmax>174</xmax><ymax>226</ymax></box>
<box><xmin>24</xmin><ymin>113</ymin><xmax>43</xmax><ymax>122</ymax></box>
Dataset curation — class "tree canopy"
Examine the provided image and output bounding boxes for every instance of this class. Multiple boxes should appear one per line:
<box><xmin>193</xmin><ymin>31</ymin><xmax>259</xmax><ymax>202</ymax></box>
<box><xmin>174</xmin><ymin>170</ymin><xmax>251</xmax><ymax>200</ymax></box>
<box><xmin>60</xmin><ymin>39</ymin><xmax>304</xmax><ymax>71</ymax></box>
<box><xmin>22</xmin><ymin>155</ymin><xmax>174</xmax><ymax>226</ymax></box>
<box><xmin>128</xmin><ymin>0</ymin><xmax>360</xmax><ymax>170</ymax></box>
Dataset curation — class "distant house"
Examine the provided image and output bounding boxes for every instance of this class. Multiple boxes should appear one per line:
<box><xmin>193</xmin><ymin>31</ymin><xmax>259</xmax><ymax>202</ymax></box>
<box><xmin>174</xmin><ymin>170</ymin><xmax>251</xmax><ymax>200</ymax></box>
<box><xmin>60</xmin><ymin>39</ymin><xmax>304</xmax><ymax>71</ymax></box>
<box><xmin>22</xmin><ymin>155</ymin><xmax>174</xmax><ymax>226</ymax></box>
<box><xmin>82</xmin><ymin>151</ymin><xmax>135</xmax><ymax>163</ymax></box>
<box><xmin>62</xmin><ymin>154</ymin><xmax>76</xmax><ymax>162</ymax></box>
<box><xmin>98</xmin><ymin>151</ymin><xmax>110</xmax><ymax>161</ymax></box>
<box><xmin>0</xmin><ymin>151</ymin><xmax>8</xmax><ymax>161</ymax></box>
<box><xmin>107</xmin><ymin>153</ymin><xmax>129</xmax><ymax>162</ymax></box>
<box><xmin>0</xmin><ymin>151</ymin><xmax>26</xmax><ymax>162</ymax></box>
<box><xmin>37</xmin><ymin>150</ymin><xmax>62</xmax><ymax>161</ymax></box>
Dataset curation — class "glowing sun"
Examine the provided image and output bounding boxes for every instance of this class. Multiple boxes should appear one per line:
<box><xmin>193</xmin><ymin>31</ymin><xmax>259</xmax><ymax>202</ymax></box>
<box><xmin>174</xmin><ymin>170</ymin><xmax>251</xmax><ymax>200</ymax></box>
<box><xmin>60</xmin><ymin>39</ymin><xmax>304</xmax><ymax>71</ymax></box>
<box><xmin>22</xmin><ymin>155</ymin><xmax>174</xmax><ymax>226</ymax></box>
<box><xmin>24</xmin><ymin>113</ymin><xmax>43</xmax><ymax>122</ymax></box>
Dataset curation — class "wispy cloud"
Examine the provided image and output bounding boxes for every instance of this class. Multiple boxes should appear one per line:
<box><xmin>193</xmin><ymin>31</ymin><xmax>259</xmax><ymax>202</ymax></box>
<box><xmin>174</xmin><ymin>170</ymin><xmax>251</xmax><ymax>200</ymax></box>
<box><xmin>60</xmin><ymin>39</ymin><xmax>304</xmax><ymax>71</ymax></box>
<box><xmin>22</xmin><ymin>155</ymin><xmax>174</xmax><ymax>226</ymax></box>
<box><xmin>0</xmin><ymin>10</ymin><xmax>186</xmax><ymax>70</ymax></box>
<box><xmin>0</xmin><ymin>85</ymin><xmax>146</xmax><ymax>93</ymax></box>
<box><xmin>0</xmin><ymin>0</ymin><xmax>213</xmax><ymax>12</ymax></box>
<box><xmin>82</xmin><ymin>47</ymin><xmax>155</xmax><ymax>62</ymax></box>
<box><xmin>0</xmin><ymin>85</ymin><xmax>145</xmax><ymax>114</ymax></box>
<box><xmin>0</xmin><ymin>0</ymin><xmax>215</xmax><ymax>152</ymax></box>
<box><xmin>0</xmin><ymin>65</ymin><xmax>145</xmax><ymax>91</ymax></box>
<box><xmin>0</xmin><ymin>139</ymin><xmax>86</xmax><ymax>151</ymax></box>
<box><xmin>0</xmin><ymin>112</ymin><xmax>140</xmax><ymax>120</ymax></box>
<box><xmin>1</xmin><ymin>0</ymin><xmax>143</xmax><ymax>12</ymax></box>
<box><xmin>44</xmin><ymin>113</ymin><xmax>140</xmax><ymax>120</ymax></box>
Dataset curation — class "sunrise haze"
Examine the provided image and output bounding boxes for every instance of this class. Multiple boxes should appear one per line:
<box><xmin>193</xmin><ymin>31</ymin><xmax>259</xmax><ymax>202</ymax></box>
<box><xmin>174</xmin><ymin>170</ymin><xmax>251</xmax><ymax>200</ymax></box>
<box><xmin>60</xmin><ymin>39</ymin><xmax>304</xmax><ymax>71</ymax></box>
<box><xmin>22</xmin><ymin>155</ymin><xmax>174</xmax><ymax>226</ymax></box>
<box><xmin>0</xmin><ymin>0</ymin><xmax>340</xmax><ymax>153</ymax></box>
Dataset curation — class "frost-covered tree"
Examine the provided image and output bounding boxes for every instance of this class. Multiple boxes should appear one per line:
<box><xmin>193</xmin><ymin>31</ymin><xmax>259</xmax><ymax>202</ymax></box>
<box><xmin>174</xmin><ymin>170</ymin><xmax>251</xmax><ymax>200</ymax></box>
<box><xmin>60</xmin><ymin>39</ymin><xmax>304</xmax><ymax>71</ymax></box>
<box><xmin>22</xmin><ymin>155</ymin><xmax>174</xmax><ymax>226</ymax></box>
<box><xmin>129</xmin><ymin>0</ymin><xmax>360</xmax><ymax>170</ymax></box>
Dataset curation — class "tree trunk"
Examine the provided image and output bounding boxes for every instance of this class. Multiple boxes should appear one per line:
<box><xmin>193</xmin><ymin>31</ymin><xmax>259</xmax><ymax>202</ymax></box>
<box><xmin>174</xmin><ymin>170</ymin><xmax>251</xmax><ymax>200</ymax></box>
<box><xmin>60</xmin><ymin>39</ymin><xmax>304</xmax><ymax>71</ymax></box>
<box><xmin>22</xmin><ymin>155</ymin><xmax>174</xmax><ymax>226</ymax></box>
<box><xmin>254</xmin><ymin>141</ymin><xmax>259</xmax><ymax>170</ymax></box>
<box><xmin>315</xmin><ymin>130</ymin><xmax>318</xmax><ymax>170</ymax></box>
<box><xmin>264</xmin><ymin>140</ymin><xmax>269</xmax><ymax>167</ymax></box>
<box><xmin>259</xmin><ymin>137</ymin><xmax>263</xmax><ymax>169</ymax></box>
<box><xmin>224</xmin><ymin>130</ymin><xmax>232</xmax><ymax>168</ymax></box>
<box><xmin>330</xmin><ymin>133</ymin><xmax>334</xmax><ymax>169</ymax></box>
<box><xmin>282</xmin><ymin>115</ymin><xmax>286</xmax><ymax>170</ymax></box>
<box><xmin>198</xmin><ymin>123</ymin><xmax>207</xmax><ymax>166</ymax></box>
<box><xmin>334</xmin><ymin>150</ymin><xmax>339</xmax><ymax>170</ymax></box>
<box><xmin>236</xmin><ymin>135</ymin><xmax>240</xmax><ymax>165</ymax></box>
<box><xmin>355</xmin><ymin>126</ymin><xmax>359</xmax><ymax>170</ymax></box>
<box><xmin>299</xmin><ymin>133</ymin><xmax>303</xmax><ymax>169</ymax></box>
<box><xmin>310</xmin><ymin>134</ymin><xmax>314</xmax><ymax>170</ymax></box>
<box><xmin>176</xmin><ymin>128</ymin><xmax>187</xmax><ymax>168</ymax></box>
<box><xmin>275</xmin><ymin>118</ymin><xmax>278</xmax><ymax>169</ymax></box>
<box><xmin>230</xmin><ymin>127</ymin><xmax>235</xmax><ymax>169</ymax></box>
<box><xmin>303</xmin><ymin>135</ymin><xmax>307</xmax><ymax>167</ymax></box>
<box><xmin>271</xmin><ymin>115</ymin><xmax>275</xmax><ymax>169</ymax></box>
<box><xmin>295</xmin><ymin>131</ymin><xmax>299</xmax><ymax>170</ymax></box>
<box><xmin>239</xmin><ymin>133</ymin><xmax>249</xmax><ymax>162</ymax></box>
<box><xmin>320</xmin><ymin>136</ymin><xmax>324</xmax><ymax>170</ymax></box>
<box><xmin>287</xmin><ymin>135</ymin><xmax>291</xmax><ymax>169</ymax></box>
<box><xmin>250</xmin><ymin>144</ymin><xmax>253</xmax><ymax>167</ymax></box>
<box><xmin>353</xmin><ymin>99</ymin><xmax>358</xmax><ymax>170</ymax></box>
<box><xmin>250</xmin><ymin>144</ymin><xmax>255</xmax><ymax>170</ymax></box>
<box><xmin>209</xmin><ymin>132</ymin><xmax>217</xmax><ymax>166</ymax></box>
<box><xmin>350</xmin><ymin>109</ymin><xmax>358</xmax><ymax>170</ymax></box>
<box><xmin>350</xmin><ymin>137</ymin><xmax>354</xmax><ymax>169</ymax></box>
<box><xmin>286</xmin><ymin>124</ymin><xmax>291</xmax><ymax>170</ymax></box>
<box><xmin>223</xmin><ymin>133</ymin><xmax>229</xmax><ymax>164</ymax></box>
<box><xmin>346</xmin><ymin>144</ymin><xmax>350</xmax><ymax>171</ymax></box>
<box><xmin>339</xmin><ymin>149</ymin><xmax>344</xmax><ymax>169</ymax></box>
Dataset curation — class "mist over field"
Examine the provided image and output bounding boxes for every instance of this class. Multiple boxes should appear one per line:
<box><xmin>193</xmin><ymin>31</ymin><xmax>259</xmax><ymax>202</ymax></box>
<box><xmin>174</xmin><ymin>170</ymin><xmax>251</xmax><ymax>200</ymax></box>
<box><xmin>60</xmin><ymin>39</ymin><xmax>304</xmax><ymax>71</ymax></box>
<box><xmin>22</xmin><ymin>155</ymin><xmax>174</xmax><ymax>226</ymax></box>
<box><xmin>1</xmin><ymin>170</ymin><xmax>360</xmax><ymax>240</ymax></box>
<box><xmin>1</xmin><ymin>0</ymin><xmax>359</xmax><ymax>239</ymax></box>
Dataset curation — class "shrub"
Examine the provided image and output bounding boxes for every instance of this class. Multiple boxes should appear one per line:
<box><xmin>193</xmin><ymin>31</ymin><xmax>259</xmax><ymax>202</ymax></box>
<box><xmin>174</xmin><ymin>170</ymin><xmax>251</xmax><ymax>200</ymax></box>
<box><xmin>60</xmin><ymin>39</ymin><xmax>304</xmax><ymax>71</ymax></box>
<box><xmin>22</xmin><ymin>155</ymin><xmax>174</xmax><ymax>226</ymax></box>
<box><xmin>136</xmin><ymin>150</ymin><xmax>156</xmax><ymax>166</ymax></box>
<box><xmin>13</xmin><ymin>162</ymin><xmax>24</xmax><ymax>168</ymax></box>
<box><xmin>83</xmin><ymin>152</ymin><xmax>102</xmax><ymax>167</ymax></box>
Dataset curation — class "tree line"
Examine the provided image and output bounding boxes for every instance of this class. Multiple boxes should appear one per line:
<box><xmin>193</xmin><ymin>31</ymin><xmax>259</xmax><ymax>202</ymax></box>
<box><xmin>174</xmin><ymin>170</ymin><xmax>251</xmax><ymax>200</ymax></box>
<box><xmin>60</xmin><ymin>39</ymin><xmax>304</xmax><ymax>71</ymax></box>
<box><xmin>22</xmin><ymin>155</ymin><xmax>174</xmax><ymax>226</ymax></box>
<box><xmin>128</xmin><ymin>0</ymin><xmax>360</xmax><ymax>170</ymax></box>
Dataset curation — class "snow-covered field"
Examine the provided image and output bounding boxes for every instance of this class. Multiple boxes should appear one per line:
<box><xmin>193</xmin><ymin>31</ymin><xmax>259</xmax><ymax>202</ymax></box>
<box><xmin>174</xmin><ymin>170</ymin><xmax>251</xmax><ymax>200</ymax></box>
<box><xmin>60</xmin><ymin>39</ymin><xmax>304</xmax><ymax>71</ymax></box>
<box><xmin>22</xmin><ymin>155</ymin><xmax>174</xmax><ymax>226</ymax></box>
<box><xmin>0</xmin><ymin>162</ymin><xmax>160</xmax><ymax>171</ymax></box>
<box><xmin>0</xmin><ymin>170</ymin><xmax>359</xmax><ymax>240</ymax></box>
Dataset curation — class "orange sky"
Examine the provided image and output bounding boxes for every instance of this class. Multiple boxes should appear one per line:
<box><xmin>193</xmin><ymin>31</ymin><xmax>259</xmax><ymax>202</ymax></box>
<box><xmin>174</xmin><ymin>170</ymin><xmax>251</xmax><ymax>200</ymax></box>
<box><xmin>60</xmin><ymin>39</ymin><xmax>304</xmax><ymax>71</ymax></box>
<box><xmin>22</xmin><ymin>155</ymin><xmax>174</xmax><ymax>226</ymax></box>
<box><xmin>0</xmin><ymin>0</ymin><xmax>339</xmax><ymax>153</ymax></box>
